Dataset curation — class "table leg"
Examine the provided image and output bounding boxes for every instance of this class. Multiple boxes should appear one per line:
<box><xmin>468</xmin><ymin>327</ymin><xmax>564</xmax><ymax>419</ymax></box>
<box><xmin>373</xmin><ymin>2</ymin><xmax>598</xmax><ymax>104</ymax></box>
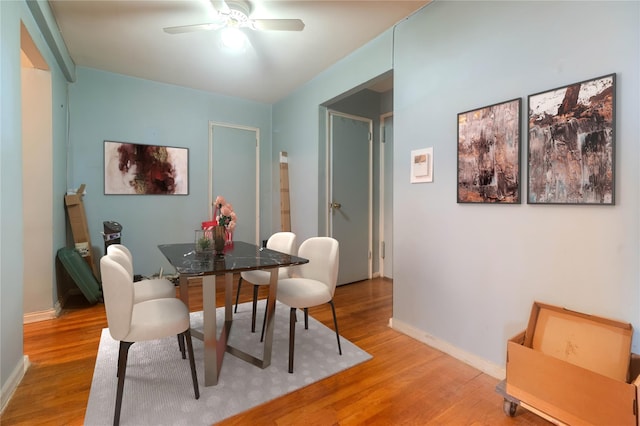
<box><xmin>202</xmin><ymin>275</ymin><xmax>219</xmax><ymax>386</ymax></box>
<box><xmin>179</xmin><ymin>275</ymin><xmax>189</xmax><ymax>307</ymax></box>
<box><xmin>225</xmin><ymin>272</ymin><xmax>233</xmax><ymax>322</ymax></box>
<box><xmin>226</xmin><ymin>267</ymin><xmax>279</xmax><ymax>369</ymax></box>
<box><xmin>177</xmin><ymin>275</ymin><xmax>191</xmax><ymax>357</ymax></box>
<box><xmin>262</xmin><ymin>267</ymin><xmax>279</xmax><ymax>366</ymax></box>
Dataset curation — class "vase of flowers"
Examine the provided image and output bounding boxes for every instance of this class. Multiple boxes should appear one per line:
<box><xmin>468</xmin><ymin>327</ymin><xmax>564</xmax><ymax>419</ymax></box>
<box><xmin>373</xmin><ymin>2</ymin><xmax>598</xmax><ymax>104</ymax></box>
<box><xmin>212</xmin><ymin>195</ymin><xmax>237</xmax><ymax>246</ymax></box>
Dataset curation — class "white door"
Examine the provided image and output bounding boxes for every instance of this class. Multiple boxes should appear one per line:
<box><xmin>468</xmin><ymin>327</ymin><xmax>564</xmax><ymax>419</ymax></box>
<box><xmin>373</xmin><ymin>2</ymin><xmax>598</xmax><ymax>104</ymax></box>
<box><xmin>209</xmin><ymin>122</ymin><xmax>259</xmax><ymax>245</ymax></box>
<box><xmin>329</xmin><ymin>111</ymin><xmax>372</xmax><ymax>285</ymax></box>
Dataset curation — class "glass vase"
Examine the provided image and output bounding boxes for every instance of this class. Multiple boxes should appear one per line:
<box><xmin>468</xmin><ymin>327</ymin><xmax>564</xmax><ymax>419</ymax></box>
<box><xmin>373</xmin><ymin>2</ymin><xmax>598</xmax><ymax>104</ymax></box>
<box><xmin>195</xmin><ymin>229</ymin><xmax>213</xmax><ymax>253</ymax></box>
<box><xmin>213</xmin><ymin>225</ymin><xmax>226</xmax><ymax>253</ymax></box>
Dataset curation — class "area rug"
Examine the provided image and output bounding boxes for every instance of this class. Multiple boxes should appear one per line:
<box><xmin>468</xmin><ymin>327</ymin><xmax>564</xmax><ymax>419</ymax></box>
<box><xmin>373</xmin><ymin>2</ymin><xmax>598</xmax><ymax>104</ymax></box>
<box><xmin>84</xmin><ymin>301</ymin><xmax>371</xmax><ymax>425</ymax></box>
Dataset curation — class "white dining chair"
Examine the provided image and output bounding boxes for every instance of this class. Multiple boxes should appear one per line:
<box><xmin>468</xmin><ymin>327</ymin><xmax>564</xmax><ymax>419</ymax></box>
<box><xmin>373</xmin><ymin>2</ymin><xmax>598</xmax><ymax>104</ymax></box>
<box><xmin>100</xmin><ymin>255</ymin><xmax>199</xmax><ymax>426</ymax></box>
<box><xmin>234</xmin><ymin>232</ymin><xmax>296</xmax><ymax>341</ymax></box>
<box><xmin>107</xmin><ymin>244</ymin><xmax>176</xmax><ymax>303</ymax></box>
<box><xmin>276</xmin><ymin>236</ymin><xmax>341</xmax><ymax>373</ymax></box>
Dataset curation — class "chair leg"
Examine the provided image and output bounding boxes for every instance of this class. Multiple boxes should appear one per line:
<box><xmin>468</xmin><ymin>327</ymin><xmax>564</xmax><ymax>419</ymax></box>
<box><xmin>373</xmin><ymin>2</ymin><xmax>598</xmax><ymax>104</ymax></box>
<box><xmin>329</xmin><ymin>300</ymin><xmax>342</xmax><ymax>355</ymax></box>
<box><xmin>234</xmin><ymin>276</ymin><xmax>243</xmax><ymax>313</ymax></box>
<box><xmin>288</xmin><ymin>307</ymin><xmax>296</xmax><ymax>373</ymax></box>
<box><xmin>251</xmin><ymin>285</ymin><xmax>259</xmax><ymax>332</ymax></box>
<box><xmin>114</xmin><ymin>341</ymin><xmax>133</xmax><ymax>426</ymax></box>
<box><xmin>177</xmin><ymin>334</ymin><xmax>186</xmax><ymax>359</ymax></box>
<box><xmin>304</xmin><ymin>308</ymin><xmax>309</xmax><ymax>329</ymax></box>
<box><xmin>183</xmin><ymin>329</ymin><xmax>200</xmax><ymax>399</ymax></box>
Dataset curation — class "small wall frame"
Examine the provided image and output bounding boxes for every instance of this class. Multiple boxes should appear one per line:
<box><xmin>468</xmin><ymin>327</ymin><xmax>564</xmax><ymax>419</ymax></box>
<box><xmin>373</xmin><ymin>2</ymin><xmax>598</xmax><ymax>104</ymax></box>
<box><xmin>410</xmin><ymin>147</ymin><xmax>433</xmax><ymax>183</ymax></box>
<box><xmin>527</xmin><ymin>74</ymin><xmax>616</xmax><ymax>205</ymax></box>
<box><xmin>457</xmin><ymin>98</ymin><xmax>522</xmax><ymax>204</ymax></box>
<box><xmin>104</xmin><ymin>140</ymin><xmax>189</xmax><ymax>195</ymax></box>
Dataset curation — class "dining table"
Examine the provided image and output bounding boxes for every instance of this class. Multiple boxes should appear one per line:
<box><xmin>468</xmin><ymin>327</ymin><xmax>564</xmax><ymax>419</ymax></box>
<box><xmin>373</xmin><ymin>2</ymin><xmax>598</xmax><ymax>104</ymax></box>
<box><xmin>157</xmin><ymin>241</ymin><xmax>308</xmax><ymax>386</ymax></box>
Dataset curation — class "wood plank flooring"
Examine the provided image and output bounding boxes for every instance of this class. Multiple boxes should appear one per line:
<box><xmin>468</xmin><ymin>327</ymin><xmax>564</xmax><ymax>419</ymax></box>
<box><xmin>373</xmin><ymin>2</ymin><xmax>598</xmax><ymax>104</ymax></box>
<box><xmin>2</xmin><ymin>277</ymin><xmax>550</xmax><ymax>425</ymax></box>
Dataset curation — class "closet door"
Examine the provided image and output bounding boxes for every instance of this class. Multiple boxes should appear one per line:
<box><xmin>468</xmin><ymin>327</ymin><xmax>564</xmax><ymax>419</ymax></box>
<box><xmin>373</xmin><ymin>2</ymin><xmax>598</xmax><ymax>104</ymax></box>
<box><xmin>210</xmin><ymin>122</ymin><xmax>259</xmax><ymax>245</ymax></box>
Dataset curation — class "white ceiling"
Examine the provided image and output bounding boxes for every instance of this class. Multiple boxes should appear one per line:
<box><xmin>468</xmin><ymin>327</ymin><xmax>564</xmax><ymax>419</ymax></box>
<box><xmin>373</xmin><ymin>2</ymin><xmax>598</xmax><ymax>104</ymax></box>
<box><xmin>47</xmin><ymin>0</ymin><xmax>430</xmax><ymax>103</ymax></box>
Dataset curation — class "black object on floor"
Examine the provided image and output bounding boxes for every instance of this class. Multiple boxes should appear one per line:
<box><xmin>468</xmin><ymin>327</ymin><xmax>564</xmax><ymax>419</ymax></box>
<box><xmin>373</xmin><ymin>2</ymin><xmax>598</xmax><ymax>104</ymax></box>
<box><xmin>56</xmin><ymin>247</ymin><xmax>102</xmax><ymax>305</ymax></box>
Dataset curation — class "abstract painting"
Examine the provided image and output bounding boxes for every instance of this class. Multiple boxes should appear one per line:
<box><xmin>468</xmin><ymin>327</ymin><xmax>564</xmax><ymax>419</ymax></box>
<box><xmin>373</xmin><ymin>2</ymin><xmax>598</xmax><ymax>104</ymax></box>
<box><xmin>528</xmin><ymin>74</ymin><xmax>615</xmax><ymax>204</ymax></box>
<box><xmin>457</xmin><ymin>98</ymin><xmax>521</xmax><ymax>203</ymax></box>
<box><xmin>104</xmin><ymin>141</ymin><xmax>189</xmax><ymax>195</ymax></box>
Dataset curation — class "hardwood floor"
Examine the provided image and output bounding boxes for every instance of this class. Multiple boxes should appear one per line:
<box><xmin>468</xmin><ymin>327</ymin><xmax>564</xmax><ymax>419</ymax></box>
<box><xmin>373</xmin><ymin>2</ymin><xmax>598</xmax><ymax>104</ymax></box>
<box><xmin>2</xmin><ymin>277</ymin><xmax>549</xmax><ymax>425</ymax></box>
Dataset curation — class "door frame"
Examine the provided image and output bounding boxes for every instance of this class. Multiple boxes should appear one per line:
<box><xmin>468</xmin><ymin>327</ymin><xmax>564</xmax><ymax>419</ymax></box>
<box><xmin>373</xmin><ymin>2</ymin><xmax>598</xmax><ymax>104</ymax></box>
<box><xmin>325</xmin><ymin>109</ymin><xmax>373</xmax><ymax>280</ymax></box>
<box><xmin>208</xmin><ymin>121</ymin><xmax>260</xmax><ymax>246</ymax></box>
<box><xmin>379</xmin><ymin>112</ymin><xmax>393</xmax><ymax>279</ymax></box>
<box><xmin>22</xmin><ymin>23</ymin><xmax>57</xmax><ymax>322</ymax></box>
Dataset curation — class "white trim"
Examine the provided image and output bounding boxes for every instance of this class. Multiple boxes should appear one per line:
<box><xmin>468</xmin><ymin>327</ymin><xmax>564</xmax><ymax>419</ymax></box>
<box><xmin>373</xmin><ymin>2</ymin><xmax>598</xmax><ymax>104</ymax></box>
<box><xmin>23</xmin><ymin>301</ymin><xmax>60</xmax><ymax>324</ymax></box>
<box><xmin>324</xmin><ymin>109</ymin><xmax>331</xmax><ymax>234</ymax></box>
<box><xmin>390</xmin><ymin>317</ymin><xmax>506</xmax><ymax>380</ymax></box>
<box><xmin>1</xmin><ymin>356</ymin><xmax>30</xmax><ymax>414</ymax></box>
<box><xmin>378</xmin><ymin>112</ymin><xmax>393</xmax><ymax>279</ymax></box>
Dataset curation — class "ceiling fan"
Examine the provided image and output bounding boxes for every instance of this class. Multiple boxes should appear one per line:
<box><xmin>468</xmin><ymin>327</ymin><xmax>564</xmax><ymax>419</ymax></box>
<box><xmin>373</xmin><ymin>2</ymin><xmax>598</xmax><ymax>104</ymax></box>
<box><xmin>163</xmin><ymin>0</ymin><xmax>305</xmax><ymax>34</ymax></box>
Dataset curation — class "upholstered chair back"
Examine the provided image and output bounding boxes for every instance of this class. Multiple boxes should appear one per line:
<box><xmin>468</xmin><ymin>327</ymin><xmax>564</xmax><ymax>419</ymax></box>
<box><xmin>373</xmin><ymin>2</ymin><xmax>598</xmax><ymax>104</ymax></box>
<box><xmin>266</xmin><ymin>232</ymin><xmax>297</xmax><ymax>279</ymax></box>
<box><xmin>107</xmin><ymin>247</ymin><xmax>134</xmax><ymax>279</ymax></box>
<box><xmin>297</xmin><ymin>237</ymin><xmax>339</xmax><ymax>296</ymax></box>
<box><xmin>100</xmin><ymin>255</ymin><xmax>134</xmax><ymax>341</ymax></box>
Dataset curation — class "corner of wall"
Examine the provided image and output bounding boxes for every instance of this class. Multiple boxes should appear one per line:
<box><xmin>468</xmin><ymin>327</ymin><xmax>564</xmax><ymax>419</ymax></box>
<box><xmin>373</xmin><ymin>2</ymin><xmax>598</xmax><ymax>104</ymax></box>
<box><xmin>390</xmin><ymin>317</ymin><xmax>506</xmax><ymax>380</ymax></box>
<box><xmin>0</xmin><ymin>355</ymin><xmax>30</xmax><ymax>414</ymax></box>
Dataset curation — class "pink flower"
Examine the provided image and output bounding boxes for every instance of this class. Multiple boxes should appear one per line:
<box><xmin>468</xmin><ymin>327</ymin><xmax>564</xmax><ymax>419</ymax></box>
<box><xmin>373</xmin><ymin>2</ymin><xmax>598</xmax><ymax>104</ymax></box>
<box><xmin>220</xmin><ymin>204</ymin><xmax>232</xmax><ymax>217</ymax></box>
<box><xmin>213</xmin><ymin>195</ymin><xmax>237</xmax><ymax>230</ymax></box>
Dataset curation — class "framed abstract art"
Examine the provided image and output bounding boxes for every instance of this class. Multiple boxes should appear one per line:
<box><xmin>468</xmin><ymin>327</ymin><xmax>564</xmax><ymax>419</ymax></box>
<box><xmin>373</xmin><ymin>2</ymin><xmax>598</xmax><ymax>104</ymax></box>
<box><xmin>457</xmin><ymin>98</ymin><xmax>522</xmax><ymax>204</ymax></box>
<box><xmin>104</xmin><ymin>141</ymin><xmax>189</xmax><ymax>195</ymax></box>
<box><xmin>527</xmin><ymin>74</ymin><xmax>616</xmax><ymax>205</ymax></box>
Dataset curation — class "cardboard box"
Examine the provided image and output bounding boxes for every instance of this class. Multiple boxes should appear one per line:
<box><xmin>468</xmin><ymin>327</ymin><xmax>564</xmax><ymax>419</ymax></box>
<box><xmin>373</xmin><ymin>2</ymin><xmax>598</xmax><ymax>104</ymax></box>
<box><xmin>64</xmin><ymin>184</ymin><xmax>97</xmax><ymax>277</ymax></box>
<box><xmin>506</xmin><ymin>301</ymin><xmax>638</xmax><ymax>425</ymax></box>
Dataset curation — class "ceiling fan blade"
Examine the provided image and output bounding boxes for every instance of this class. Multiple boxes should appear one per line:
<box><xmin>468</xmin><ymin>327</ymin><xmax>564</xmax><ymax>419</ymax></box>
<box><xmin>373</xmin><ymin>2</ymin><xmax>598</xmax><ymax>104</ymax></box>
<box><xmin>252</xmin><ymin>19</ymin><xmax>305</xmax><ymax>32</ymax></box>
<box><xmin>163</xmin><ymin>22</ymin><xmax>224</xmax><ymax>34</ymax></box>
<box><xmin>210</xmin><ymin>0</ymin><xmax>230</xmax><ymax>14</ymax></box>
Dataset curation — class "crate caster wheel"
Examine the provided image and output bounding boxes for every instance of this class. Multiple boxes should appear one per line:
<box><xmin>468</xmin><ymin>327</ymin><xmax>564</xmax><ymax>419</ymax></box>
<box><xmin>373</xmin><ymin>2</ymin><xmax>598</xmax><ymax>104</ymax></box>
<box><xmin>503</xmin><ymin>399</ymin><xmax>518</xmax><ymax>417</ymax></box>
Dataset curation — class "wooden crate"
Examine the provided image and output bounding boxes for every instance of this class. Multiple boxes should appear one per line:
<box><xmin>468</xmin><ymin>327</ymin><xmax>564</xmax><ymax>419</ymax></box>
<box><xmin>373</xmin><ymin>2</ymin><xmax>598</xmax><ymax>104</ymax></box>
<box><xmin>506</xmin><ymin>301</ymin><xmax>637</xmax><ymax>425</ymax></box>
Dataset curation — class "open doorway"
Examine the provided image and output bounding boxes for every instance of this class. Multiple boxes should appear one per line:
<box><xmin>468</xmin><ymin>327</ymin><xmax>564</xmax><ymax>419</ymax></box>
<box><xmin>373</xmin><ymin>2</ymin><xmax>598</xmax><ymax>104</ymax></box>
<box><xmin>21</xmin><ymin>22</ymin><xmax>56</xmax><ymax>322</ymax></box>
<box><xmin>321</xmin><ymin>71</ymin><xmax>394</xmax><ymax>283</ymax></box>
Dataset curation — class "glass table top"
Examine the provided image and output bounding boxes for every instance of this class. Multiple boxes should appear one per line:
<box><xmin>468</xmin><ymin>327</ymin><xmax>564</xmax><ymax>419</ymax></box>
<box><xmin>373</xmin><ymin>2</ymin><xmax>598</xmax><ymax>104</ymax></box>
<box><xmin>158</xmin><ymin>241</ymin><xmax>308</xmax><ymax>275</ymax></box>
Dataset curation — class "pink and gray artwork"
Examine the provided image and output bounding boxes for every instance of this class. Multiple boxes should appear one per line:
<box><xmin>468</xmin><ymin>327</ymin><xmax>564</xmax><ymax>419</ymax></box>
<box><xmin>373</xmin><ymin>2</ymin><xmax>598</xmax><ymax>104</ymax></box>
<box><xmin>527</xmin><ymin>74</ymin><xmax>615</xmax><ymax>204</ymax></box>
<box><xmin>457</xmin><ymin>98</ymin><xmax>521</xmax><ymax>204</ymax></box>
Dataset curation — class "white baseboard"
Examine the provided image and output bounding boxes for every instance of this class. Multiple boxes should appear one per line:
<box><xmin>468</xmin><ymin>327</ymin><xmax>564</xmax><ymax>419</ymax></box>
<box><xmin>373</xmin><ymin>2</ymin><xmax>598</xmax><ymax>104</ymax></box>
<box><xmin>0</xmin><ymin>355</ymin><xmax>30</xmax><ymax>414</ymax></box>
<box><xmin>23</xmin><ymin>301</ymin><xmax>61</xmax><ymax>324</ymax></box>
<box><xmin>390</xmin><ymin>317</ymin><xmax>506</xmax><ymax>380</ymax></box>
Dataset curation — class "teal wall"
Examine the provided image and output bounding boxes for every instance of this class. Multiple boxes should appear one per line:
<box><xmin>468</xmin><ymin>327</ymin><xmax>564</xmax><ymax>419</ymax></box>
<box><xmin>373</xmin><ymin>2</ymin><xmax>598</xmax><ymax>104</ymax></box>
<box><xmin>391</xmin><ymin>0</ymin><xmax>640</xmax><ymax>370</ymax></box>
<box><xmin>272</xmin><ymin>30</ymin><xmax>394</xmax><ymax>242</ymax></box>
<box><xmin>68</xmin><ymin>68</ymin><xmax>273</xmax><ymax>277</ymax></box>
<box><xmin>3</xmin><ymin>0</ymin><xmax>639</xmax><ymax>404</ymax></box>
<box><xmin>271</xmin><ymin>0</ymin><xmax>639</xmax><ymax>374</ymax></box>
<box><xmin>1</xmin><ymin>0</ymin><xmax>70</xmax><ymax>400</ymax></box>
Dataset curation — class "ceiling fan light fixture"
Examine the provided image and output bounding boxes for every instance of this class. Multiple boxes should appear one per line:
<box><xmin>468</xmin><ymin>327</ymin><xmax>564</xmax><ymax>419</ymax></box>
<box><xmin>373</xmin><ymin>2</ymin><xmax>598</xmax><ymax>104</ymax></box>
<box><xmin>220</xmin><ymin>27</ymin><xmax>247</xmax><ymax>51</ymax></box>
<box><xmin>163</xmin><ymin>0</ymin><xmax>304</xmax><ymax>35</ymax></box>
<box><xmin>227</xmin><ymin>7</ymin><xmax>250</xmax><ymax>28</ymax></box>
